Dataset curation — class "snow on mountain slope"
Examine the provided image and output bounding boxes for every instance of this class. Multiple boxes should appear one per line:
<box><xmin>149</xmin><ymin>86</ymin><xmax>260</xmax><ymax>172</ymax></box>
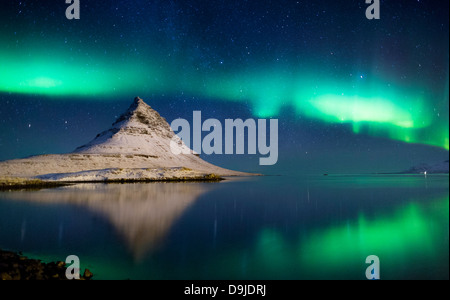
<box><xmin>0</xmin><ymin>97</ymin><xmax>251</xmax><ymax>180</ymax></box>
<box><xmin>75</xmin><ymin>97</ymin><xmax>193</xmax><ymax>157</ymax></box>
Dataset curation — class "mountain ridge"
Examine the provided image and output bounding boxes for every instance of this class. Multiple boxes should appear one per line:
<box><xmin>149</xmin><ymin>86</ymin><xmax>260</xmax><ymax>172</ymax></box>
<box><xmin>401</xmin><ymin>160</ymin><xmax>449</xmax><ymax>174</ymax></box>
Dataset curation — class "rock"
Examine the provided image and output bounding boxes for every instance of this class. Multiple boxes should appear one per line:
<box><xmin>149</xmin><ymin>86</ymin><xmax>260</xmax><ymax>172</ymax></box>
<box><xmin>1</xmin><ymin>248</ymin><xmax>94</xmax><ymax>280</ymax></box>
<box><xmin>57</xmin><ymin>261</ymin><xmax>65</xmax><ymax>268</ymax></box>
<box><xmin>83</xmin><ymin>269</ymin><xmax>93</xmax><ymax>280</ymax></box>
<box><xmin>1</xmin><ymin>273</ymin><xmax>13</xmax><ymax>281</ymax></box>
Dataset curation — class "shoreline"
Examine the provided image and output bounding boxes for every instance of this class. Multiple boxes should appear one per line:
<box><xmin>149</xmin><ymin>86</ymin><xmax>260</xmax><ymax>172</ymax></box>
<box><xmin>0</xmin><ymin>249</ymin><xmax>93</xmax><ymax>280</ymax></box>
<box><xmin>0</xmin><ymin>174</ymin><xmax>225</xmax><ymax>191</ymax></box>
<box><xmin>0</xmin><ymin>177</ymin><xmax>71</xmax><ymax>191</ymax></box>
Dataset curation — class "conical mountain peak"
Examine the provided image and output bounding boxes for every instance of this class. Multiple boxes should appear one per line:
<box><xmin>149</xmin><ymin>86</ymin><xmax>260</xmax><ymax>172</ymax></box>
<box><xmin>130</xmin><ymin>96</ymin><xmax>149</xmax><ymax>112</ymax></box>
<box><xmin>74</xmin><ymin>97</ymin><xmax>184</xmax><ymax>155</ymax></box>
<box><xmin>113</xmin><ymin>97</ymin><xmax>163</xmax><ymax>127</ymax></box>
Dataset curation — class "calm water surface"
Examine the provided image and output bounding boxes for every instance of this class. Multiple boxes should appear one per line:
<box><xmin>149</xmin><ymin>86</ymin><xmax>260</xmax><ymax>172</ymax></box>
<box><xmin>0</xmin><ymin>175</ymin><xmax>448</xmax><ymax>280</ymax></box>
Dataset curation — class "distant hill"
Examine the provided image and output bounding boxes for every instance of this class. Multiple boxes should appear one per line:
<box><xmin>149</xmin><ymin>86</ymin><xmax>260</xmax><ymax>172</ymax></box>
<box><xmin>401</xmin><ymin>160</ymin><xmax>449</xmax><ymax>174</ymax></box>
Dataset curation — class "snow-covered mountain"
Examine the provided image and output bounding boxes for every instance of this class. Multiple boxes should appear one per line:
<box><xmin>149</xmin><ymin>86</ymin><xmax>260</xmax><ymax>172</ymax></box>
<box><xmin>75</xmin><ymin>97</ymin><xmax>193</xmax><ymax>156</ymax></box>
<box><xmin>0</xmin><ymin>97</ymin><xmax>250</xmax><ymax>181</ymax></box>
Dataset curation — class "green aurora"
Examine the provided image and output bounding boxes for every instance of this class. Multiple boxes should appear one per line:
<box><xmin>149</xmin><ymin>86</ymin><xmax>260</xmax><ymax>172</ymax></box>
<box><xmin>0</xmin><ymin>0</ymin><xmax>448</xmax><ymax>152</ymax></box>
<box><xmin>1</xmin><ymin>51</ymin><xmax>448</xmax><ymax>150</ymax></box>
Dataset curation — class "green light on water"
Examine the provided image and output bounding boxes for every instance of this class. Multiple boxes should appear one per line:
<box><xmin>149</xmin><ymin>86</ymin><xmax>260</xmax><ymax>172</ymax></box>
<box><xmin>298</xmin><ymin>197</ymin><xmax>449</xmax><ymax>274</ymax></box>
<box><xmin>247</xmin><ymin>195</ymin><xmax>449</xmax><ymax>279</ymax></box>
<box><xmin>254</xmin><ymin>229</ymin><xmax>291</xmax><ymax>273</ymax></box>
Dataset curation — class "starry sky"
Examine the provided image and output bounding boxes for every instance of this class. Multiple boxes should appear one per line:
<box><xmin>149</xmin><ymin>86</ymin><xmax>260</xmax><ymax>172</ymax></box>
<box><xmin>0</xmin><ymin>0</ymin><xmax>448</xmax><ymax>174</ymax></box>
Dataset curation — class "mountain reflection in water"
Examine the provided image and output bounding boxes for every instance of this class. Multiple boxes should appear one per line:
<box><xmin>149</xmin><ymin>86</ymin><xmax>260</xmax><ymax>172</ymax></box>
<box><xmin>0</xmin><ymin>175</ymin><xmax>448</xmax><ymax>280</ymax></box>
<box><xmin>4</xmin><ymin>182</ymin><xmax>216</xmax><ymax>260</ymax></box>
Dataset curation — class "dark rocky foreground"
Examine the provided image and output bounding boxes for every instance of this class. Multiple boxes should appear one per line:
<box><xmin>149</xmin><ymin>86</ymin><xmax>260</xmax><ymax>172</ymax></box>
<box><xmin>0</xmin><ymin>249</ymin><xmax>93</xmax><ymax>280</ymax></box>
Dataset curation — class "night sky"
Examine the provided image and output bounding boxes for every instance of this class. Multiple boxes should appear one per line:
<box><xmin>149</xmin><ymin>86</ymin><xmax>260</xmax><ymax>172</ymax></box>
<box><xmin>0</xmin><ymin>0</ymin><xmax>448</xmax><ymax>174</ymax></box>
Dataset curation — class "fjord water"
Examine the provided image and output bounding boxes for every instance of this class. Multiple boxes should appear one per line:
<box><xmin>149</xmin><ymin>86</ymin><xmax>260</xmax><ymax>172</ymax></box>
<box><xmin>0</xmin><ymin>175</ymin><xmax>448</xmax><ymax>280</ymax></box>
